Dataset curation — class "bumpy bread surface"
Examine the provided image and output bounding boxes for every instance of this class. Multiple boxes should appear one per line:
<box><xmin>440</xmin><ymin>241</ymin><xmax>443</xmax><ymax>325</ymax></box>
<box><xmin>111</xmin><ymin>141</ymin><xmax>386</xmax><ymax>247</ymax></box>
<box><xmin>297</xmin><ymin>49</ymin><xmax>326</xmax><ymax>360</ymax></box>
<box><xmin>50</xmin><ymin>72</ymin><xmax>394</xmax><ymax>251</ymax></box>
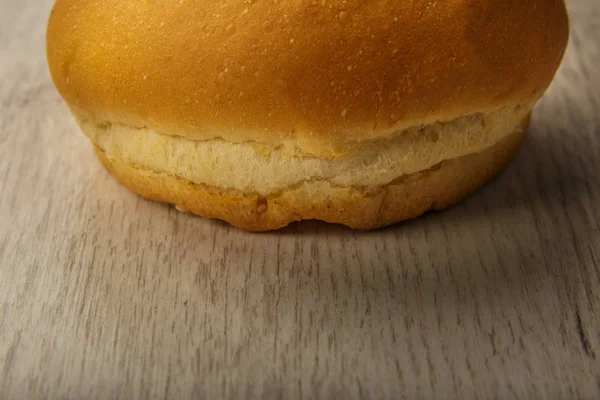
<box><xmin>47</xmin><ymin>0</ymin><xmax>568</xmax><ymax>157</ymax></box>
<box><xmin>94</xmin><ymin>122</ymin><xmax>527</xmax><ymax>232</ymax></box>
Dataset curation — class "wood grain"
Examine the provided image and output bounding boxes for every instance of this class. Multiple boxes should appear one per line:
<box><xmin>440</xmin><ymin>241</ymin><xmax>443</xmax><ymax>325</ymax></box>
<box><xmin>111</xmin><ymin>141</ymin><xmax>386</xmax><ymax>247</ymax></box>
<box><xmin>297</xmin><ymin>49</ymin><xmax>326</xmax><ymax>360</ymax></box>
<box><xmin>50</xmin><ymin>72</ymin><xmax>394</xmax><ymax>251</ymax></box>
<box><xmin>1</xmin><ymin>1</ymin><xmax>599</xmax><ymax>399</ymax></box>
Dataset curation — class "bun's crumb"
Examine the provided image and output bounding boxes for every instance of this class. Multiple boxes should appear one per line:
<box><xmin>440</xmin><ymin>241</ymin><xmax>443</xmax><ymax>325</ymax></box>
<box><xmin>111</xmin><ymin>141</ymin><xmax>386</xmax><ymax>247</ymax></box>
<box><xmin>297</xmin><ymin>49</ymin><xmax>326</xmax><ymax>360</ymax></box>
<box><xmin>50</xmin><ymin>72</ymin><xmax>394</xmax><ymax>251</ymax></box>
<box><xmin>94</xmin><ymin>122</ymin><xmax>527</xmax><ymax>231</ymax></box>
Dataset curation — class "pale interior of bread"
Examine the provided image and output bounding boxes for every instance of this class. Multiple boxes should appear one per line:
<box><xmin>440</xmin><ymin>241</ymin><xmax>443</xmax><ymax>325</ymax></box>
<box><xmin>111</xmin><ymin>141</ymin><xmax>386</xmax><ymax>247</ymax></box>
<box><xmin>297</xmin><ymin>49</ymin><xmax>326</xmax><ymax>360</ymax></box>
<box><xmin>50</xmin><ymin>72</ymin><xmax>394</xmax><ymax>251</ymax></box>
<box><xmin>80</xmin><ymin>103</ymin><xmax>532</xmax><ymax>196</ymax></box>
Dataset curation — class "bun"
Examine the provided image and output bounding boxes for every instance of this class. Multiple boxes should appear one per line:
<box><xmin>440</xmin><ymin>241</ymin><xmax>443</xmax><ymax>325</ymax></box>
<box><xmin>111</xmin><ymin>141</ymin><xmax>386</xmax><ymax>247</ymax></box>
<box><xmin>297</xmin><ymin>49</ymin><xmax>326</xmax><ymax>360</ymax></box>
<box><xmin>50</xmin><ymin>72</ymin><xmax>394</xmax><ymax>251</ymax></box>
<box><xmin>46</xmin><ymin>0</ymin><xmax>568</xmax><ymax>231</ymax></box>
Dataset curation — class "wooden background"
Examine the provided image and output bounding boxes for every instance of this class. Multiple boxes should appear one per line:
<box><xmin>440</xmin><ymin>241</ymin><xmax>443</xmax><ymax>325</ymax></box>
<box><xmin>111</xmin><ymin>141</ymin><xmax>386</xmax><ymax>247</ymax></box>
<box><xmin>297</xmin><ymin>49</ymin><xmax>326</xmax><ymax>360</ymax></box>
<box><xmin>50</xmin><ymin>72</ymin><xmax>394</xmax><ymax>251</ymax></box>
<box><xmin>1</xmin><ymin>1</ymin><xmax>599</xmax><ymax>398</ymax></box>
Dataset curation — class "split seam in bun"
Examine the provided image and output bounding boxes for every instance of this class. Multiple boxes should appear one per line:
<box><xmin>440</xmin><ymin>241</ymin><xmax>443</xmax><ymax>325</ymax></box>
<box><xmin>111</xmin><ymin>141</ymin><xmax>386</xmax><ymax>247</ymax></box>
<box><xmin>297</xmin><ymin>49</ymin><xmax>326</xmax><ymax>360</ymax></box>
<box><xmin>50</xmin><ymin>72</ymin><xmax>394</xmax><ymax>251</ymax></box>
<box><xmin>81</xmin><ymin>103</ymin><xmax>532</xmax><ymax>196</ymax></box>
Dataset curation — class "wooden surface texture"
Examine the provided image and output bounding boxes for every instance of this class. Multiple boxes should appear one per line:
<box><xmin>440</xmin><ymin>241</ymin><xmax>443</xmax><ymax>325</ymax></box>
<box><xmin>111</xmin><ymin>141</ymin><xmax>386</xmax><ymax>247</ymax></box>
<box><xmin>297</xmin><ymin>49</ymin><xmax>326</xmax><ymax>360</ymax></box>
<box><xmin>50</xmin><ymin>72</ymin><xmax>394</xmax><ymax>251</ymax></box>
<box><xmin>1</xmin><ymin>1</ymin><xmax>599</xmax><ymax>399</ymax></box>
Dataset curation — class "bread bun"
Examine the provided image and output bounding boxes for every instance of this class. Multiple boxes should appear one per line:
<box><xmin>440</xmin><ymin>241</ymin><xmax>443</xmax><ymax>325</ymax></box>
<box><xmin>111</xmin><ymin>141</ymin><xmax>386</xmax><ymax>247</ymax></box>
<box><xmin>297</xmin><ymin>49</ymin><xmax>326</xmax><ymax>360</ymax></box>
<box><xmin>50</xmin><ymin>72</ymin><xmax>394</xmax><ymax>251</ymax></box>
<box><xmin>46</xmin><ymin>0</ymin><xmax>568</xmax><ymax>231</ymax></box>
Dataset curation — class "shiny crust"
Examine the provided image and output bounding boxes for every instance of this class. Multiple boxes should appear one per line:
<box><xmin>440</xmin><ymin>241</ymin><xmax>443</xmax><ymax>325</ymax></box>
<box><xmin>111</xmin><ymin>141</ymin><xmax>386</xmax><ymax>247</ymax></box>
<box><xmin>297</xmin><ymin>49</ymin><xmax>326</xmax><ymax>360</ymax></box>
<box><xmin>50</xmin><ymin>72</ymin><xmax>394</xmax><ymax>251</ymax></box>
<box><xmin>93</xmin><ymin>125</ymin><xmax>526</xmax><ymax>232</ymax></box>
<box><xmin>47</xmin><ymin>0</ymin><xmax>568</xmax><ymax>157</ymax></box>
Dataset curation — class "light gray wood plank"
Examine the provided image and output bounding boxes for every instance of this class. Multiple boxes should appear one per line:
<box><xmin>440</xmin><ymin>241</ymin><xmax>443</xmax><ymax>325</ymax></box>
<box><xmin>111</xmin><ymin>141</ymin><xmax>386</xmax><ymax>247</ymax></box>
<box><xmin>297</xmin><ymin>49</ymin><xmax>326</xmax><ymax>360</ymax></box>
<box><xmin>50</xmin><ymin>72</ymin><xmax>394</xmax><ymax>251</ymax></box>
<box><xmin>1</xmin><ymin>0</ymin><xmax>599</xmax><ymax>399</ymax></box>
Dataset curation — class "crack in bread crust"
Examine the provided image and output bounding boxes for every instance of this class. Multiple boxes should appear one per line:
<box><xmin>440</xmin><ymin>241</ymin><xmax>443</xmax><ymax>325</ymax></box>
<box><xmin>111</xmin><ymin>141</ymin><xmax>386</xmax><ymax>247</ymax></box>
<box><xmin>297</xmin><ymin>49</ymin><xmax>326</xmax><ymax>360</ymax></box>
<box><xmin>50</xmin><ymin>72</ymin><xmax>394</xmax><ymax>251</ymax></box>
<box><xmin>93</xmin><ymin>122</ymin><xmax>527</xmax><ymax>231</ymax></box>
<box><xmin>82</xmin><ymin>104</ymin><xmax>532</xmax><ymax>196</ymax></box>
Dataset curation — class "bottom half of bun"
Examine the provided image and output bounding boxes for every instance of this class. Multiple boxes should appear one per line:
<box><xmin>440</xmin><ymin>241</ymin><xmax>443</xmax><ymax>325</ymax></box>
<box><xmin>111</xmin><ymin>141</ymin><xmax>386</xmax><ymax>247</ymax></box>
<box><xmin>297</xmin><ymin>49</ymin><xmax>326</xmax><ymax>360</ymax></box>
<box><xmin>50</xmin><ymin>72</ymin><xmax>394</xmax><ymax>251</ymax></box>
<box><xmin>91</xmin><ymin>113</ymin><xmax>529</xmax><ymax>231</ymax></box>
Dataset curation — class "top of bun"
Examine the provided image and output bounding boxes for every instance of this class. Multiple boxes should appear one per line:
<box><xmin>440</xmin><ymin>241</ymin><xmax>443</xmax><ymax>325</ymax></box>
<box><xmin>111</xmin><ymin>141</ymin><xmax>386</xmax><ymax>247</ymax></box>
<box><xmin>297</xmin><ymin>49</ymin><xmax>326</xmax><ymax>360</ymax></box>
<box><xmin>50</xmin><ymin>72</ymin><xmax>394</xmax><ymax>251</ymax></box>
<box><xmin>47</xmin><ymin>0</ymin><xmax>568</xmax><ymax>157</ymax></box>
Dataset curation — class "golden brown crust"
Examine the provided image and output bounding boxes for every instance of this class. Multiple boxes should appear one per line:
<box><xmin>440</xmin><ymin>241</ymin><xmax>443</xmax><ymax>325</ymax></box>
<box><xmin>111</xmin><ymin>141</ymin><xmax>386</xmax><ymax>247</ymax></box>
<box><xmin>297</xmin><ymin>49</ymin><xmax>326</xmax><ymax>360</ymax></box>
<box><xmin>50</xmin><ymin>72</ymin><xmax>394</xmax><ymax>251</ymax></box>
<box><xmin>47</xmin><ymin>0</ymin><xmax>568</xmax><ymax>157</ymax></box>
<box><xmin>93</xmin><ymin>126</ymin><xmax>526</xmax><ymax>232</ymax></box>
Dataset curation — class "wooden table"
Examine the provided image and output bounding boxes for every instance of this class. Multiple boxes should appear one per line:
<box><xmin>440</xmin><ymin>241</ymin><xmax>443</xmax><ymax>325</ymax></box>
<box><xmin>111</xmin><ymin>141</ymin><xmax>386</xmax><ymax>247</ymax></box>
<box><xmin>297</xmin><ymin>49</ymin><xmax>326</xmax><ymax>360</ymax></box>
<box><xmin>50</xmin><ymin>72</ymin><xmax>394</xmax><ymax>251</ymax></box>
<box><xmin>1</xmin><ymin>1</ymin><xmax>599</xmax><ymax>399</ymax></box>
